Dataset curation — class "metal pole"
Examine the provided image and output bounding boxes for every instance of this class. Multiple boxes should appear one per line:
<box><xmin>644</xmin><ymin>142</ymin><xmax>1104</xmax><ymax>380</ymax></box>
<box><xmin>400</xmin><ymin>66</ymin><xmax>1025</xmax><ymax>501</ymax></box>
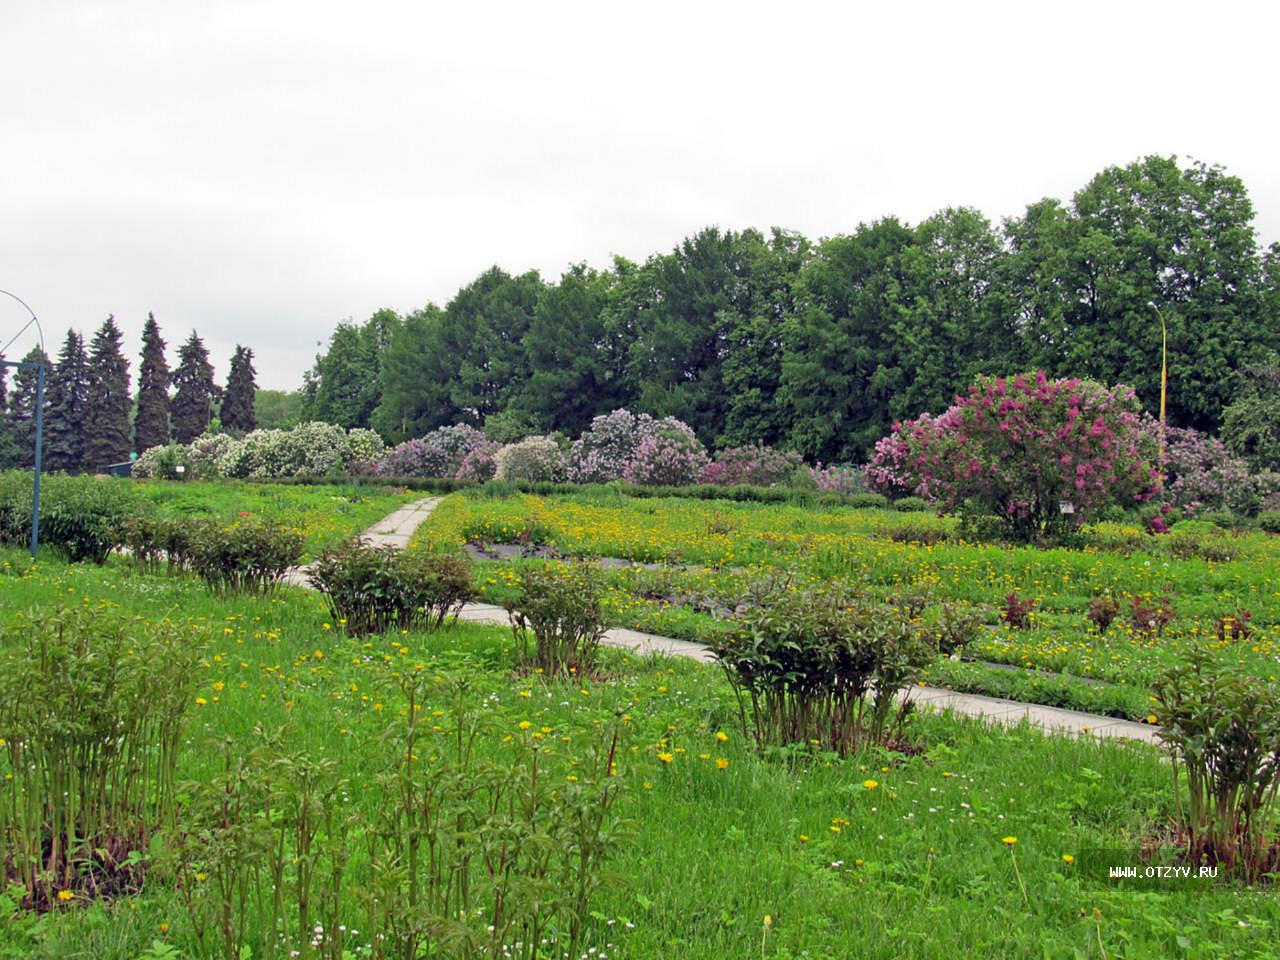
<box><xmin>31</xmin><ymin>361</ymin><xmax>44</xmax><ymax>557</ymax></box>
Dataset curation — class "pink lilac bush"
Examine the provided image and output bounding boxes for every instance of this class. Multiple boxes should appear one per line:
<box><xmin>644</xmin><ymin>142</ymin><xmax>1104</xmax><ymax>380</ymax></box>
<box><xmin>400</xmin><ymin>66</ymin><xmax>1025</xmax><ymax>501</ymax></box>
<box><xmin>623</xmin><ymin>421</ymin><xmax>710</xmax><ymax>486</ymax></box>
<box><xmin>1139</xmin><ymin>416</ymin><xmax>1280</xmax><ymax>517</ymax></box>
<box><xmin>882</xmin><ymin>372</ymin><xmax>1157</xmax><ymax>541</ymax></box>
<box><xmin>701</xmin><ymin>444</ymin><xmax>804</xmax><ymax>486</ymax></box>
<box><xmin>809</xmin><ymin>463</ymin><xmax>866</xmax><ymax>496</ymax></box>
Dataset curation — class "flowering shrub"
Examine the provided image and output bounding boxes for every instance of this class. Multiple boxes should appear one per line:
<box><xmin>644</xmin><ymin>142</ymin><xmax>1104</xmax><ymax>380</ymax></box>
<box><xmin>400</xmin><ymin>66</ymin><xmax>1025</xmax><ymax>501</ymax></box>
<box><xmin>879</xmin><ymin>372</ymin><xmax>1157</xmax><ymax>542</ymax></box>
<box><xmin>701</xmin><ymin>444</ymin><xmax>803</xmax><ymax>487</ymax></box>
<box><xmin>623</xmin><ymin>421</ymin><xmax>710</xmax><ymax>486</ymax></box>
<box><xmin>1144</xmin><ymin>417</ymin><xmax>1280</xmax><ymax>517</ymax></box>
<box><xmin>810</xmin><ymin>463</ymin><xmax>867</xmax><ymax>496</ymax></box>
<box><xmin>455</xmin><ymin>441</ymin><xmax>500</xmax><ymax>482</ymax></box>
<box><xmin>217</xmin><ymin>422</ymin><xmax>352</xmax><ymax>479</ymax></box>
<box><xmin>376</xmin><ymin>424</ymin><xmax>491</xmax><ymax>479</ymax></box>
<box><xmin>567</xmin><ymin>409</ymin><xmax>651</xmax><ymax>483</ymax></box>
<box><xmin>132</xmin><ymin>444</ymin><xmax>191</xmax><ymax>480</ymax></box>
<box><xmin>345</xmin><ymin>427</ymin><xmax>386</xmax><ymax>464</ymax></box>
<box><xmin>187</xmin><ymin>433</ymin><xmax>237</xmax><ymax>479</ymax></box>
<box><xmin>865</xmin><ymin>427</ymin><xmax>923</xmax><ymax>498</ymax></box>
<box><xmin>493</xmin><ymin>435</ymin><xmax>566</xmax><ymax>483</ymax></box>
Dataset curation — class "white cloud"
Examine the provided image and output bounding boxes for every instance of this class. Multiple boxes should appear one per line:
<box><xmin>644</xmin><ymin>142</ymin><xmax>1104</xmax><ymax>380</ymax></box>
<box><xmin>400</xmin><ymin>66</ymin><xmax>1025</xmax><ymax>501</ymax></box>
<box><xmin>3</xmin><ymin>0</ymin><xmax>1277</xmax><ymax>387</ymax></box>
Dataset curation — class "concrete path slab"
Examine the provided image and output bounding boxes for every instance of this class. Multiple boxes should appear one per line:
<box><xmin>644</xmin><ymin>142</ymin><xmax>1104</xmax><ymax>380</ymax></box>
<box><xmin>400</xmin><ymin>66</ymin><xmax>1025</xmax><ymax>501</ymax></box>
<box><xmin>293</xmin><ymin>494</ymin><xmax>1165</xmax><ymax>747</ymax></box>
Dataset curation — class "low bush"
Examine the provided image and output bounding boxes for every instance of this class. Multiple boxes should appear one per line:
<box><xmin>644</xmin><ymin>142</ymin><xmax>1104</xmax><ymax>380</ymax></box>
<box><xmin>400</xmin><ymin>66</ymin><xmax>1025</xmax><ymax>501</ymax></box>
<box><xmin>116</xmin><ymin>514</ymin><xmax>194</xmax><ymax>575</ymax></box>
<box><xmin>883</xmin><ymin>521</ymin><xmax>950</xmax><ymax>545</ymax></box>
<box><xmin>711</xmin><ymin>586</ymin><xmax>934</xmax><ymax>756</ymax></box>
<box><xmin>893</xmin><ymin>496</ymin><xmax>929</xmax><ymax>512</ymax></box>
<box><xmin>1002</xmin><ymin>592</ymin><xmax>1035</xmax><ymax>630</ymax></box>
<box><xmin>309</xmin><ymin>539</ymin><xmax>474</xmax><ymax>636</ymax></box>
<box><xmin>1130</xmin><ymin>590</ymin><xmax>1176</xmax><ymax>638</ymax></box>
<box><xmin>1152</xmin><ymin>653</ymin><xmax>1280</xmax><ymax>881</ymax></box>
<box><xmin>1087</xmin><ymin>595</ymin><xmax>1121</xmax><ymax>633</ymax></box>
<box><xmin>0</xmin><ymin>472</ymin><xmax>146</xmax><ymax>563</ymax></box>
<box><xmin>188</xmin><ymin>518</ymin><xmax>304</xmax><ymax>595</ymax></box>
<box><xmin>1162</xmin><ymin>526</ymin><xmax>1239</xmax><ymax>563</ymax></box>
<box><xmin>1259</xmin><ymin>510</ymin><xmax>1280</xmax><ymax>534</ymax></box>
<box><xmin>924</xmin><ymin>602</ymin><xmax>986</xmax><ymax>657</ymax></box>
<box><xmin>0</xmin><ymin>609</ymin><xmax>200</xmax><ymax>908</ymax></box>
<box><xmin>506</xmin><ymin>562</ymin><xmax>610</xmax><ymax>676</ymax></box>
<box><xmin>846</xmin><ymin>492</ymin><xmax>889</xmax><ymax>510</ymax></box>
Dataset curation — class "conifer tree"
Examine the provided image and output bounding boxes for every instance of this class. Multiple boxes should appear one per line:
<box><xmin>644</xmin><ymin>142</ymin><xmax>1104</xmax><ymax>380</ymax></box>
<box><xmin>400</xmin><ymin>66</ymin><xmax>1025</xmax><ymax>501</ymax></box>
<box><xmin>45</xmin><ymin>330</ymin><xmax>90</xmax><ymax>472</ymax></box>
<box><xmin>134</xmin><ymin>312</ymin><xmax>171</xmax><ymax>453</ymax></box>
<box><xmin>7</xmin><ymin>347</ymin><xmax>51</xmax><ymax>468</ymax></box>
<box><xmin>0</xmin><ymin>363</ymin><xmax>16</xmax><ymax>469</ymax></box>
<box><xmin>83</xmin><ymin>316</ymin><xmax>133</xmax><ymax>469</ymax></box>
<box><xmin>171</xmin><ymin>331</ymin><xmax>218</xmax><ymax>443</ymax></box>
<box><xmin>221</xmin><ymin>345</ymin><xmax>257</xmax><ymax>435</ymax></box>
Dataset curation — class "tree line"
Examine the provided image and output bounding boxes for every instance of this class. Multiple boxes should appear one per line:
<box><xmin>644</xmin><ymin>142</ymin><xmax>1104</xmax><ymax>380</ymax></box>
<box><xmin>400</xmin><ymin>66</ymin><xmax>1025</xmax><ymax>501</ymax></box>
<box><xmin>0</xmin><ymin>314</ymin><xmax>258</xmax><ymax>472</ymax></box>
<box><xmin>301</xmin><ymin>155</ymin><xmax>1280</xmax><ymax>465</ymax></box>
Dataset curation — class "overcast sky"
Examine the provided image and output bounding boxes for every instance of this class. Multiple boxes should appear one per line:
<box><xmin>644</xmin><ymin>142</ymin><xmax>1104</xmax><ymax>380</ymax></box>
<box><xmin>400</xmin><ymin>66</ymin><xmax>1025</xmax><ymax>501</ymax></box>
<box><xmin>3</xmin><ymin>0</ymin><xmax>1278</xmax><ymax>390</ymax></box>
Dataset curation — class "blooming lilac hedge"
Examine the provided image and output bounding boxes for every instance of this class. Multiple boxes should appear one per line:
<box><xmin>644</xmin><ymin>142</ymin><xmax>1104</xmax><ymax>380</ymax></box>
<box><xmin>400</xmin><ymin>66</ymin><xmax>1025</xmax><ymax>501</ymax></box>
<box><xmin>1141</xmin><ymin>417</ymin><xmax>1280</xmax><ymax>517</ymax></box>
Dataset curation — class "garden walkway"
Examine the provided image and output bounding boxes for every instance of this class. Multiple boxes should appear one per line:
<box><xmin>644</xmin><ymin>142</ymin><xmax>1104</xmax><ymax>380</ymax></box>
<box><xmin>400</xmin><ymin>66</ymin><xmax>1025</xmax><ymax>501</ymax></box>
<box><xmin>300</xmin><ymin>496</ymin><xmax>1164</xmax><ymax>747</ymax></box>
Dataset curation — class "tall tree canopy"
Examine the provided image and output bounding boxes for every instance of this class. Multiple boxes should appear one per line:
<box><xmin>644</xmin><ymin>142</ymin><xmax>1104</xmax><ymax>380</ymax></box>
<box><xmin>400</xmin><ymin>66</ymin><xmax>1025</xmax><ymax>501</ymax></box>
<box><xmin>46</xmin><ymin>330</ymin><xmax>90</xmax><ymax>471</ymax></box>
<box><xmin>222</xmin><ymin>345</ymin><xmax>258</xmax><ymax>435</ymax></box>
<box><xmin>134</xmin><ymin>312</ymin><xmax>171</xmax><ymax>453</ymax></box>
<box><xmin>171</xmin><ymin>331</ymin><xmax>218</xmax><ymax>443</ymax></box>
<box><xmin>298</xmin><ymin>155</ymin><xmax>1279</xmax><ymax>463</ymax></box>
<box><xmin>83</xmin><ymin>316</ymin><xmax>132</xmax><ymax>468</ymax></box>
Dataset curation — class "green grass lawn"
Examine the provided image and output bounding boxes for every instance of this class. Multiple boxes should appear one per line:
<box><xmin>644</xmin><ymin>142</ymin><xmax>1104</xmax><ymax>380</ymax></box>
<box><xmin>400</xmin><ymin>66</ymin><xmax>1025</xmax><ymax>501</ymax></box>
<box><xmin>131</xmin><ymin>479</ymin><xmax>422</xmax><ymax>559</ymax></box>
<box><xmin>413</xmin><ymin>491</ymin><xmax>1280</xmax><ymax>720</ymax></box>
<box><xmin>3</xmin><ymin>548</ymin><xmax>1279</xmax><ymax>959</ymax></box>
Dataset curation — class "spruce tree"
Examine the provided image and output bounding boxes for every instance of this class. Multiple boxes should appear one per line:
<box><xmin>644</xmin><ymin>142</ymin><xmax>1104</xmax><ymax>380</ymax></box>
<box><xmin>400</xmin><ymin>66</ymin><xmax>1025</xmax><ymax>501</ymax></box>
<box><xmin>83</xmin><ymin>316</ymin><xmax>133</xmax><ymax>469</ymax></box>
<box><xmin>134</xmin><ymin>312</ymin><xmax>171</xmax><ymax>453</ymax></box>
<box><xmin>221</xmin><ymin>345</ymin><xmax>257</xmax><ymax>435</ymax></box>
<box><xmin>0</xmin><ymin>363</ymin><xmax>16</xmax><ymax>469</ymax></box>
<box><xmin>45</xmin><ymin>330</ymin><xmax>90</xmax><ymax>472</ymax></box>
<box><xmin>171</xmin><ymin>331</ymin><xmax>218</xmax><ymax>443</ymax></box>
<box><xmin>7</xmin><ymin>347</ymin><xmax>51</xmax><ymax>469</ymax></box>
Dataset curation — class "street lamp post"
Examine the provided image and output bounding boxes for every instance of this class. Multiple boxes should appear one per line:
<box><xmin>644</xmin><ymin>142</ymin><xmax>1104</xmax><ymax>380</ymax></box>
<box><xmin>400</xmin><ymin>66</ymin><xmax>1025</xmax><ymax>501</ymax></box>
<box><xmin>1148</xmin><ymin>302</ymin><xmax>1168</xmax><ymax>489</ymax></box>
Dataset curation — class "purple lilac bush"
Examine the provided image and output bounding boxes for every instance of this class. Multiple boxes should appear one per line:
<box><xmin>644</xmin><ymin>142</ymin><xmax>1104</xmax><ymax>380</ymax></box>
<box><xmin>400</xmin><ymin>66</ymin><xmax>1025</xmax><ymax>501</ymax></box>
<box><xmin>622</xmin><ymin>421</ymin><xmax>710</xmax><ymax>486</ymax></box>
<box><xmin>375</xmin><ymin>424</ymin><xmax>493</xmax><ymax>479</ymax></box>
<box><xmin>701</xmin><ymin>444</ymin><xmax>804</xmax><ymax>486</ymax></box>
<box><xmin>1142</xmin><ymin>417</ymin><xmax>1280</xmax><ymax>516</ymax></box>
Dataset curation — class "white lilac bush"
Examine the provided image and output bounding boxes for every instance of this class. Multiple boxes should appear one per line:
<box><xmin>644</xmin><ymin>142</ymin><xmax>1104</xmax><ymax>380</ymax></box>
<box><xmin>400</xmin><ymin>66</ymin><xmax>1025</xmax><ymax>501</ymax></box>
<box><xmin>493</xmin><ymin>435</ymin><xmax>566</xmax><ymax>483</ymax></box>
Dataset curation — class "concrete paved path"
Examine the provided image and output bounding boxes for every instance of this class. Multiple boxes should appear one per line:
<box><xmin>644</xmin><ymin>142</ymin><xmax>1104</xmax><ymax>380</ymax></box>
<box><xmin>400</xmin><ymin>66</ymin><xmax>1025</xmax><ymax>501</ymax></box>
<box><xmin>297</xmin><ymin>495</ymin><xmax>1165</xmax><ymax>747</ymax></box>
<box><xmin>282</xmin><ymin>496</ymin><xmax>441</xmax><ymax>588</ymax></box>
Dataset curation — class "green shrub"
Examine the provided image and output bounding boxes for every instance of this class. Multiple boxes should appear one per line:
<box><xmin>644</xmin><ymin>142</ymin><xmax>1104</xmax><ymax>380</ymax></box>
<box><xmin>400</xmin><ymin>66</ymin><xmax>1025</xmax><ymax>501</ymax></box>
<box><xmin>1152</xmin><ymin>652</ymin><xmax>1280</xmax><ymax>881</ymax></box>
<box><xmin>116</xmin><ymin>515</ymin><xmax>194</xmax><ymax>575</ymax></box>
<box><xmin>711</xmin><ymin>586</ymin><xmax>934</xmax><ymax>756</ymax></box>
<box><xmin>1199</xmin><ymin>510</ymin><xmax>1239</xmax><ymax>530</ymax></box>
<box><xmin>846</xmin><ymin>492</ymin><xmax>890</xmax><ymax>510</ymax></box>
<box><xmin>1162</xmin><ymin>525</ymin><xmax>1239</xmax><ymax>562</ymax></box>
<box><xmin>893</xmin><ymin>496</ymin><xmax>928</xmax><ymax>512</ymax></box>
<box><xmin>309</xmin><ymin>539</ymin><xmax>474</xmax><ymax>636</ymax></box>
<box><xmin>883</xmin><ymin>521</ymin><xmax>950</xmax><ymax>545</ymax></box>
<box><xmin>1257</xmin><ymin>510</ymin><xmax>1280</xmax><ymax>534</ymax></box>
<box><xmin>0</xmin><ymin>472</ymin><xmax>147</xmax><ymax>563</ymax></box>
<box><xmin>0</xmin><ymin>609</ymin><xmax>200</xmax><ymax>908</ymax></box>
<box><xmin>923</xmin><ymin>601</ymin><xmax>986</xmax><ymax>656</ymax></box>
<box><xmin>189</xmin><ymin>518</ymin><xmax>304</xmax><ymax>595</ymax></box>
<box><xmin>507</xmin><ymin>562</ymin><xmax>610</xmax><ymax>676</ymax></box>
<box><xmin>1080</xmin><ymin>522</ymin><xmax>1150</xmax><ymax>555</ymax></box>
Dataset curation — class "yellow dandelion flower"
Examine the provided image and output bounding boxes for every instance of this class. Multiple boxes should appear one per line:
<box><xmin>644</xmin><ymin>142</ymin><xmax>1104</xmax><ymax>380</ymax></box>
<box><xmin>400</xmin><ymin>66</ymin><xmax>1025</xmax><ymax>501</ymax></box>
<box><xmin>518</xmin><ymin>721</ymin><xmax>532</xmax><ymax>730</ymax></box>
<box><xmin>864</xmin><ymin>779</ymin><xmax>879</xmax><ymax>790</ymax></box>
<box><xmin>715</xmin><ymin>731</ymin><xmax>729</xmax><ymax>742</ymax></box>
<box><xmin>1062</xmin><ymin>854</ymin><xmax>1074</xmax><ymax>864</ymax></box>
<box><xmin>1002</xmin><ymin>836</ymin><xmax>1018</xmax><ymax>846</ymax></box>
<box><xmin>57</xmin><ymin>889</ymin><xmax>74</xmax><ymax>902</ymax></box>
<box><xmin>657</xmin><ymin>752</ymin><xmax>674</xmax><ymax>764</ymax></box>
<box><xmin>715</xmin><ymin>757</ymin><xmax>729</xmax><ymax>770</ymax></box>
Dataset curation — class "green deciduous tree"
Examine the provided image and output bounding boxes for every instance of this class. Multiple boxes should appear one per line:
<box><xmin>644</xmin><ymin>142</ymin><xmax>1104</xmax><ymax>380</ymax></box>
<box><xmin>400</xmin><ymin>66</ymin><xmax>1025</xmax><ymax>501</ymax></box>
<box><xmin>1221</xmin><ymin>360</ymin><xmax>1280</xmax><ymax>471</ymax></box>
<box><xmin>45</xmin><ymin>330</ymin><xmax>91</xmax><ymax>472</ymax></box>
<box><xmin>221</xmin><ymin>345</ymin><xmax>257</xmax><ymax>435</ymax></box>
<box><xmin>171</xmin><ymin>331</ymin><xmax>218</xmax><ymax>443</ymax></box>
<box><xmin>133</xmin><ymin>313</ymin><xmax>171</xmax><ymax>453</ymax></box>
<box><xmin>83</xmin><ymin>316</ymin><xmax>132</xmax><ymax>469</ymax></box>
